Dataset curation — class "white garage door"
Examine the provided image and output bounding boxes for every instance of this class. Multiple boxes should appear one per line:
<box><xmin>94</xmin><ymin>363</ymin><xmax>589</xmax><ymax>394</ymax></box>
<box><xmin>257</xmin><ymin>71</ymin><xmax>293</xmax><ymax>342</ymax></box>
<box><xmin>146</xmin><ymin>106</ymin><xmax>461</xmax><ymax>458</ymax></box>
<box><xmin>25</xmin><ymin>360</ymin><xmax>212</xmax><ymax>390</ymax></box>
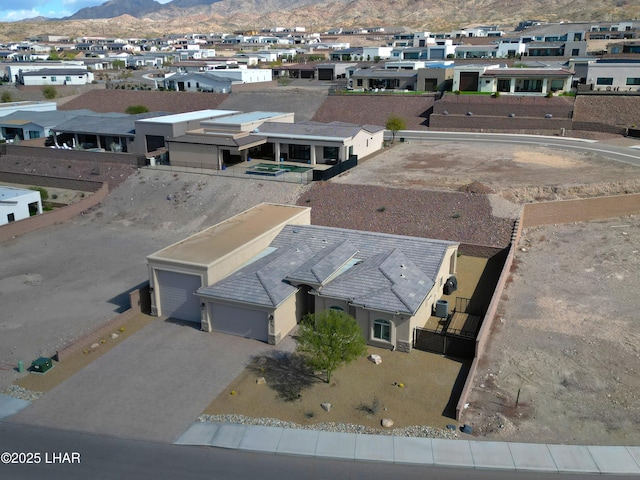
<box><xmin>156</xmin><ymin>270</ymin><xmax>202</xmax><ymax>322</ymax></box>
<box><xmin>210</xmin><ymin>303</ymin><xmax>268</xmax><ymax>342</ymax></box>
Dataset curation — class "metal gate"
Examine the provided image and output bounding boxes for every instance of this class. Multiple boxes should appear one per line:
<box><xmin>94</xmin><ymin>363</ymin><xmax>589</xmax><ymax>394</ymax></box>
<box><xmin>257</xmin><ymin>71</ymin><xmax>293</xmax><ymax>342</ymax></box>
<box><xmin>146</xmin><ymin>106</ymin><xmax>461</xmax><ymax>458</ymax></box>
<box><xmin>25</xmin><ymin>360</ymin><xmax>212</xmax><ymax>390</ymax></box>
<box><xmin>413</xmin><ymin>327</ymin><xmax>475</xmax><ymax>359</ymax></box>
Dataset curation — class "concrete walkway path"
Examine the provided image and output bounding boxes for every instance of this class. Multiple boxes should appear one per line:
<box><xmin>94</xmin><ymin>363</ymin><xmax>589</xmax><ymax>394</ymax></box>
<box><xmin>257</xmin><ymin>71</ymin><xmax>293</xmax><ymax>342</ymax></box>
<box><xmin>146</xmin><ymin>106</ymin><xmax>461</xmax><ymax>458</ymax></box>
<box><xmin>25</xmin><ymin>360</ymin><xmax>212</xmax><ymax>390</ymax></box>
<box><xmin>176</xmin><ymin>422</ymin><xmax>640</xmax><ymax>475</ymax></box>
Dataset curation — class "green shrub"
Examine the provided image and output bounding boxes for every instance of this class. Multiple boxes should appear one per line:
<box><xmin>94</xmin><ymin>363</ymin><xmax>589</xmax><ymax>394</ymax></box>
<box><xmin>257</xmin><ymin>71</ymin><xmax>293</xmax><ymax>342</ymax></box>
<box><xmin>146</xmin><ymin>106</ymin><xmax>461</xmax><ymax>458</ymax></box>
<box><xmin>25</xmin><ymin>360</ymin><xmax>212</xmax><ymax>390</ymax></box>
<box><xmin>125</xmin><ymin>105</ymin><xmax>150</xmax><ymax>114</ymax></box>
<box><xmin>1</xmin><ymin>91</ymin><xmax>12</xmax><ymax>103</ymax></box>
<box><xmin>42</xmin><ymin>85</ymin><xmax>57</xmax><ymax>99</ymax></box>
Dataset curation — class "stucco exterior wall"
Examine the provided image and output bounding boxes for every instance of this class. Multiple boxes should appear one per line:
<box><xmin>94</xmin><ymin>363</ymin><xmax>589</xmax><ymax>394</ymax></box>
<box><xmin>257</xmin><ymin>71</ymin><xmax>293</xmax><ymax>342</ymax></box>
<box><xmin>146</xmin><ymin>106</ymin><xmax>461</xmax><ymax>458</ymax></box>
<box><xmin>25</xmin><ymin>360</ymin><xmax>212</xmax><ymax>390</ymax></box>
<box><xmin>168</xmin><ymin>142</ymin><xmax>221</xmax><ymax>169</ymax></box>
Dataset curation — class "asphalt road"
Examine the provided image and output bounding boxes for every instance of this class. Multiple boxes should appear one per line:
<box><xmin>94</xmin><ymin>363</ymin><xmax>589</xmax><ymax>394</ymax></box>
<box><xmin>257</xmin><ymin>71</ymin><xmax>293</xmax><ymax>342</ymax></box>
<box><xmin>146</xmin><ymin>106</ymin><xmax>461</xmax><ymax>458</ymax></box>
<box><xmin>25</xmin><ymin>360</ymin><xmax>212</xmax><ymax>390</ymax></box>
<box><xmin>390</xmin><ymin>131</ymin><xmax>640</xmax><ymax>167</ymax></box>
<box><xmin>4</xmin><ymin>421</ymin><xmax>638</xmax><ymax>480</ymax></box>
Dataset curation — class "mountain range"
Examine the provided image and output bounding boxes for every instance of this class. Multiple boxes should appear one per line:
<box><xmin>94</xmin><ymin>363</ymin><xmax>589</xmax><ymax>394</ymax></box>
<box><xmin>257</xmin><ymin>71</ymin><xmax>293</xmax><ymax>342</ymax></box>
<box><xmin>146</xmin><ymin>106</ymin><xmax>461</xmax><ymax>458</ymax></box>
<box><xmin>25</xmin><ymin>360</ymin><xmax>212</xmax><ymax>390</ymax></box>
<box><xmin>62</xmin><ymin>0</ymin><xmax>640</xmax><ymax>31</ymax></box>
<box><xmin>3</xmin><ymin>0</ymin><xmax>638</xmax><ymax>41</ymax></box>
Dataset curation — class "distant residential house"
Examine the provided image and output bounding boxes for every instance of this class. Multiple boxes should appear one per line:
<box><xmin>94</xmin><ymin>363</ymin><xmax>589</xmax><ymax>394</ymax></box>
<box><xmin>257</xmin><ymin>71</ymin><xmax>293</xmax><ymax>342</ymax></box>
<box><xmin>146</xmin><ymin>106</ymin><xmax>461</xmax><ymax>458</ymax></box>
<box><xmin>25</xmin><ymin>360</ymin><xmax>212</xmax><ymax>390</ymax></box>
<box><xmin>165</xmin><ymin>110</ymin><xmax>384</xmax><ymax>169</ymax></box>
<box><xmin>162</xmin><ymin>72</ymin><xmax>233</xmax><ymax>93</ymax></box>
<box><xmin>18</xmin><ymin>68</ymin><xmax>94</xmax><ymax>86</ymax></box>
<box><xmin>584</xmin><ymin>59</ymin><xmax>640</xmax><ymax>92</ymax></box>
<box><xmin>51</xmin><ymin>112</ymin><xmax>165</xmax><ymax>152</ymax></box>
<box><xmin>0</xmin><ymin>109</ymin><xmax>95</xmax><ymax>141</ymax></box>
<box><xmin>349</xmin><ymin>68</ymin><xmax>418</xmax><ymax>91</ymax></box>
<box><xmin>453</xmin><ymin>64</ymin><xmax>574</xmax><ymax>95</ymax></box>
<box><xmin>316</xmin><ymin>62</ymin><xmax>356</xmax><ymax>81</ymax></box>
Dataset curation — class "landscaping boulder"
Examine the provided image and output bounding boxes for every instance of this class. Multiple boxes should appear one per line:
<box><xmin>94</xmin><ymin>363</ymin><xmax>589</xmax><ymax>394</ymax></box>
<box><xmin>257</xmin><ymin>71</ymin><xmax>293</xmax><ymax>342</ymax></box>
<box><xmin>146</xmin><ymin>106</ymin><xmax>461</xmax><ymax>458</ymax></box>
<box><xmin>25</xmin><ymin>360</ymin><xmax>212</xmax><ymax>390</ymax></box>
<box><xmin>321</xmin><ymin>402</ymin><xmax>332</xmax><ymax>412</ymax></box>
<box><xmin>368</xmin><ymin>354</ymin><xmax>382</xmax><ymax>365</ymax></box>
<box><xmin>381</xmin><ymin>418</ymin><xmax>394</xmax><ymax>428</ymax></box>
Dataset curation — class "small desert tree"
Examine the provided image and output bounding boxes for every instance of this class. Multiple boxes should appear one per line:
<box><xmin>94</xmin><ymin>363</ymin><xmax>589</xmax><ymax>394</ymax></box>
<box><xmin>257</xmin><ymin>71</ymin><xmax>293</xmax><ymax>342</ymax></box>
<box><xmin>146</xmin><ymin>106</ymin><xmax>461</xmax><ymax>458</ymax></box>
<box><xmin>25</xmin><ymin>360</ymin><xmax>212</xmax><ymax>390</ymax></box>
<box><xmin>1</xmin><ymin>91</ymin><xmax>12</xmax><ymax>103</ymax></box>
<box><xmin>385</xmin><ymin>115</ymin><xmax>406</xmax><ymax>143</ymax></box>
<box><xmin>42</xmin><ymin>85</ymin><xmax>57</xmax><ymax>100</ymax></box>
<box><xmin>296</xmin><ymin>309</ymin><xmax>367</xmax><ymax>383</ymax></box>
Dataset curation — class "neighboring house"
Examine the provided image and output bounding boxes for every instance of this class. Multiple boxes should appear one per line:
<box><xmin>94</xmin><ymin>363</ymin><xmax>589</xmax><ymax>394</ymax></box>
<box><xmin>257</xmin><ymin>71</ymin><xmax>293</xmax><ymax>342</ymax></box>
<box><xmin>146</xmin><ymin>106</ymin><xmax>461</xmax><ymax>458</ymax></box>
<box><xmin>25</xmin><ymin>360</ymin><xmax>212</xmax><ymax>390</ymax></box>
<box><xmin>17</xmin><ymin>68</ymin><xmax>94</xmax><ymax>86</ymax></box>
<box><xmin>272</xmin><ymin>63</ymin><xmax>317</xmax><ymax>79</ymax></box>
<box><xmin>148</xmin><ymin>203</ymin><xmax>459</xmax><ymax>352</ymax></box>
<box><xmin>0</xmin><ymin>108</ymin><xmax>95</xmax><ymax>141</ymax></box>
<box><xmin>316</xmin><ymin>62</ymin><xmax>357</xmax><ymax>81</ymax></box>
<box><xmin>453</xmin><ymin>64</ymin><xmax>574</xmax><ymax>95</ymax></box>
<box><xmin>0</xmin><ymin>186</ymin><xmax>42</xmax><ymax>226</ymax></box>
<box><xmin>584</xmin><ymin>59</ymin><xmax>640</xmax><ymax>92</ymax></box>
<box><xmin>4</xmin><ymin>61</ymin><xmax>86</xmax><ymax>83</ymax></box>
<box><xmin>166</xmin><ymin>112</ymin><xmax>385</xmax><ymax>169</ymax></box>
<box><xmin>51</xmin><ymin>111</ymin><xmax>166</xmax><ymax>152</ymax></box>
<box><xmin>132</xmin><ymin>109</ymin><xmax>240</xmax><ymax>154</ymax></box>
<box><xmin>162</xmin><ymin>72</ymin><xmax>233</xmax><ymax>93</ymax></box>
<box><xmin>0</xmin><ymin>101</ymin><xmax>57</xmax><ymax>118</ymax></box>
<box><xmin>349</xmin><ymin>68</ymin><xmax>418</xmax><ymax>91</ymax></box>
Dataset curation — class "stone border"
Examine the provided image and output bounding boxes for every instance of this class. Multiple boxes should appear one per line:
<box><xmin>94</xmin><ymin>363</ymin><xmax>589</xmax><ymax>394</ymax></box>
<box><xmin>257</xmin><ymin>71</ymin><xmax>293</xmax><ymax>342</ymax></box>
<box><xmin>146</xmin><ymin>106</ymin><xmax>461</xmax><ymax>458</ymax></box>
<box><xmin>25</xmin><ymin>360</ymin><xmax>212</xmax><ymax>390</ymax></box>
<box><xmin>55</xmin><ymin>284</ymin><xmax>150</xmax><ymax>362</ymax></box>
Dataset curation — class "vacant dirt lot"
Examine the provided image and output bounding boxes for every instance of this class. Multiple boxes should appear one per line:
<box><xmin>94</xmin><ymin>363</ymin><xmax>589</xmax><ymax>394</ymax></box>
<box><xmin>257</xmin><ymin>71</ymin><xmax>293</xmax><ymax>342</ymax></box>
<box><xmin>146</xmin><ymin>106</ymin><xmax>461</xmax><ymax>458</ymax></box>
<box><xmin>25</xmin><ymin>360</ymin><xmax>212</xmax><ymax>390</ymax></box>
<box><xmin>336</xmin><ymin>142</ymin><xmax>640</xmax><ymax>203</ymax></box>
<box><xmin>463</xmin><ymin>218</ymin><xmax>640</xmax><ymax>446</ymax></box>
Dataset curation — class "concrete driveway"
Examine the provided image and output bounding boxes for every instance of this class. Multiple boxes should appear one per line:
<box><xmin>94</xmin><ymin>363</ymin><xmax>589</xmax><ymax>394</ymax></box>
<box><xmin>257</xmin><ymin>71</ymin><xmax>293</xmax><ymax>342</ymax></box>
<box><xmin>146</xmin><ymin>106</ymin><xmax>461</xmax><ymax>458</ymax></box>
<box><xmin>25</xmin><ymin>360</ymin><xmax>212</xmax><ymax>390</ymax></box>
<box><xmin>10</xmin><ymin>317</ymin><xmax>295</xmax><ymax>442</ymax></box>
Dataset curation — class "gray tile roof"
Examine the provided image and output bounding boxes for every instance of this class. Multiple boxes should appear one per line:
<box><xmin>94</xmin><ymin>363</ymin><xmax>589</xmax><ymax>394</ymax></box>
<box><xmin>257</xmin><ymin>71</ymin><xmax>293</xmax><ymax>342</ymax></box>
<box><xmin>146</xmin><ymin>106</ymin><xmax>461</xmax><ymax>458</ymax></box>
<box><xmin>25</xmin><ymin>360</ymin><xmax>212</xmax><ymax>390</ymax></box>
<box><xmin>286</xmin><ymin>240</ymin><xmax>359</xmax><ymax>285</ymax></box>
<box><xmin>200</xmin><ymin>224</ymin><xmax>457</xmax><ymax>314</ymax></box>
<box><xmin>197</xmin><ymin>243</ymin><xmax>314</xmax><ymax>307</ymax></box>
<box><xmin>53</xmin><ymin>111</ymin><xmax>168</xmax><ymax>136</ymax></box>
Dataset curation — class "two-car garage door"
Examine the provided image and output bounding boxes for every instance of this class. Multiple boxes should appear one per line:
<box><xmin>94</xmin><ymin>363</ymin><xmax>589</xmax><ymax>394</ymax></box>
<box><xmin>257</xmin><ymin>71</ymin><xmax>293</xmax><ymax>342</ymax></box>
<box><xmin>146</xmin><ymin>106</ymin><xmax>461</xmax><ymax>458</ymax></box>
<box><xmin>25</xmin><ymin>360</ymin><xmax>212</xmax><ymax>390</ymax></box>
<box><xmin>156</xmin><ymin>270</ymin><xmax>202</xmax><ymax>323</ymax></box>
<box><xmin>210</xmin><ymin>303</ymin><xmax>268</xmax><ymax>342</ymax></box>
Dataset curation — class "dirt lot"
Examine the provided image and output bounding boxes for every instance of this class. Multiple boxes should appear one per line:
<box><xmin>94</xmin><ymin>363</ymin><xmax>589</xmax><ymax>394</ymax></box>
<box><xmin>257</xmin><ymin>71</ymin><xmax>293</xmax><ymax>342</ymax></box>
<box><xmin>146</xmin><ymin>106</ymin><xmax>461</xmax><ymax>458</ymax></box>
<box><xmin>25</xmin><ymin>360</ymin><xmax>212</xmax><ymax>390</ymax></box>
<box><xmin>463</xmin><ymin>218</ymin><xmax>640</xmax><ymax>446</ymax></box>
<box><xmin>336</xmin><ymin>141</ymin><xmax>640</xmax><ymax>203</ymax></box>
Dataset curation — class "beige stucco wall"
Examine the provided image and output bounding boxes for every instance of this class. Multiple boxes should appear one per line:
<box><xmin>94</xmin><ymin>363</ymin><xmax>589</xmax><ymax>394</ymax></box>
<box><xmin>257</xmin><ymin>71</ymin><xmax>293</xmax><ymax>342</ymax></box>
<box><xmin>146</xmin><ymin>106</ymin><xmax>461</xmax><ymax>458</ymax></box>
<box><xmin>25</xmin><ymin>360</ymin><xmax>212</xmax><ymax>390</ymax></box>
<box><xmin>270</xmin><ymin>292</ymin><xmax>302</xmax><ymax>345</ymax></box>
<box><xmin>168</xmin><ymin>141</ymin><xmax>221</xmax><ymax>169</ymax></box>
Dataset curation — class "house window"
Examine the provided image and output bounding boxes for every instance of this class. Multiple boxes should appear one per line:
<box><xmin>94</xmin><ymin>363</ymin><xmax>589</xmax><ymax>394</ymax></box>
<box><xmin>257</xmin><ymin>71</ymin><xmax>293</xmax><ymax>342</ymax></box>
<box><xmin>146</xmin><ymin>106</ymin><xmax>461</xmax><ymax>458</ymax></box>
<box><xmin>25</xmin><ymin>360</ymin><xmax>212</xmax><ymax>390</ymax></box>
<box><xmin>373</xmin><ymin>319</ymin><xmax>391</xmax><ymax>342</ymax></box>
<box><xmin>7</xmin><ymin>213</ymin><xmax>15</xmax><ymax>223</ymax></box>
<box><xmin>571</xmin><ymin>49</ymin><xmax>580</xmax><ymax>56</ymax></box>
<box><xmin>289</xmin><ymin>144</ymin><xmax>310</xmax><ymax>161</ymax></box>
<box><xmin>356</xmin><ymin>79</ymin><xmax>363</xmax><ymax>87</ymax></box>
<box><xmin>596</xmin><ymin>77</ymin><xmax>614</xmax><ymax>85</ymax></box>
<box><xmin>626</xmin><ymin>78</ymin><xmax>640</xmax><ymax>85</ymax></box>
<box><xmin>65</xmin><ymin>76</ymin><xmax>71</xmax><ymax>81</ymax></box>
<box><xmin>323</xmin><ymin>146</ymin><xmax>339</xmax><ymax>160</ymax></box>
<box><xmin>329</xmin><ymin>306</ymin><xmax>344</xmax><ymax>311</ymax></box>
<box><xmin>50</xmin><ymin>76</ymin><xmax>57</xmax><ymax>82</ymax></box>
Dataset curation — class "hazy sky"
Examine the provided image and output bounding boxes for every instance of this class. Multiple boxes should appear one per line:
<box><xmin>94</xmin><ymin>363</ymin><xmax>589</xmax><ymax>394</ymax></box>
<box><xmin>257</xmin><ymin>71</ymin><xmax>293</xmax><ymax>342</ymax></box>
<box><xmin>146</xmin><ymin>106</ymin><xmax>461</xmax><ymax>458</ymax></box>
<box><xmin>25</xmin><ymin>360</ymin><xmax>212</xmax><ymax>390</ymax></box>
<box><xmin>0</xmin><ymin>0</ymin><xmax>172</xmax><ymax>22</ymax></box>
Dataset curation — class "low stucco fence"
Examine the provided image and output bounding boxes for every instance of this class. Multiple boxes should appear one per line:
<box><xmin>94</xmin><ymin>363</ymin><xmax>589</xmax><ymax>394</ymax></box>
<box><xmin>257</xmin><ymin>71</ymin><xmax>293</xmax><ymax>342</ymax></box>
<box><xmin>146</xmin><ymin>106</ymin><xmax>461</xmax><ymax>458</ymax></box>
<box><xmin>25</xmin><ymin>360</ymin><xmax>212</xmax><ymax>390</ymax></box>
<box><xmin>0</xmin><ymin>178</ymin><xmax>108</xmax><ymax>242</ymax></box>
<box><xmin>56</xmin><ymin>284</ymin><xmax>150</xmax><ymax>362</ymax></box>
<box><xmin>455</xmin><ymin>215</ymin><xmax>523</xmax><ymax>419</ymax></box>
<box><xmin>5</xmin><ymin>145</ymin><xmax>146</xmax><ymax>167</ymax></box>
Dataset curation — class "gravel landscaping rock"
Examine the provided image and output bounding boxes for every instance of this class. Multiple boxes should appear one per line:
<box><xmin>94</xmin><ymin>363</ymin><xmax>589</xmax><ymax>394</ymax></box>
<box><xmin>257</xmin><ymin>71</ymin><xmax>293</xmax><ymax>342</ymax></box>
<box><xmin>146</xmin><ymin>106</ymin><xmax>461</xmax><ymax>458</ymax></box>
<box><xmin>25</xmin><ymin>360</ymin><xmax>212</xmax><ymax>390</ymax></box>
<box><xmin>197</xmin><ymin>414</ymin><xmax>458</xmax><ymax>439</ymax></box>
<box><xmin>2</xmin><ymin>385</ymin><xmax>43</xmax><ymax>402</ymax></box>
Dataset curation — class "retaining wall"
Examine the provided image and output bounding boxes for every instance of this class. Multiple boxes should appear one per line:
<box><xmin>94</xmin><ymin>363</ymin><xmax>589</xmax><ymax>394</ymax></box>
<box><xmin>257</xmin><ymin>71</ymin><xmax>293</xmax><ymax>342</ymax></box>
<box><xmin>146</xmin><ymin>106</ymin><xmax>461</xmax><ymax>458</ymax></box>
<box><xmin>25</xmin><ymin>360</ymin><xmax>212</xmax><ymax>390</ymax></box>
<box><xmin>5</xmin><ymin>145</ymin><xmax>146</xmax><ymax>167</ymax></box>
<box><xmin>0</xmin><ymin>182</ymin><xmax>108</xmax><ymax>242</ymax></box>
<box><xmin>56</xmin><ymin>283</ymin><xmax>150</xmax><ymax>362</ymax></box>
<box><xmin>0</xmin><ymin>171</ymin><xmax>103</xmax><ymax>192</ymax></box>
<box><xmin>522</xmin><ymin>193</ymin><xmax>640</xmax><ymax>228</ymax></box>
<box><xmin>456</xmin><ymin>215</ymin><xmax>523</xmax><ymax>419</ymax></box>
<box><xmin>429</xmin><ymin>114</ymin><xmax>572</xmax><ymax>131</ymax></box>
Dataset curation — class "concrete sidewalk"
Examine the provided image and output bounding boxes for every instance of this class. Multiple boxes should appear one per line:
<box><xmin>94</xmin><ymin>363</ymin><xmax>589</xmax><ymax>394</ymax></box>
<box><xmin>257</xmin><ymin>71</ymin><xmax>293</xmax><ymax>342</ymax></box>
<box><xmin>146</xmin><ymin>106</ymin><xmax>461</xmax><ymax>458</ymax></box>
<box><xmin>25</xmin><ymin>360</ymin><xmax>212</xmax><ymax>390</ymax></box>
<box><xmin>176</xmin><ymin>422</ymin><xmax>640</xmax><ymax>474</ymax></box>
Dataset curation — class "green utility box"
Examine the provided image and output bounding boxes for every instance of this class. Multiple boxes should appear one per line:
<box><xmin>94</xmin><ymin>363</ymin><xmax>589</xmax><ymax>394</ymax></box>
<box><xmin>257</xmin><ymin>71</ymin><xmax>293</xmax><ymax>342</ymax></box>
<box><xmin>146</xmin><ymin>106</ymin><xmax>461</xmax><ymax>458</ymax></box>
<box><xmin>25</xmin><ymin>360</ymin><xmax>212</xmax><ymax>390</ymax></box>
<box><xmin>31</xmin><ymin>357</ymin><xmax>53</xmax><ymax>374</ymax></box>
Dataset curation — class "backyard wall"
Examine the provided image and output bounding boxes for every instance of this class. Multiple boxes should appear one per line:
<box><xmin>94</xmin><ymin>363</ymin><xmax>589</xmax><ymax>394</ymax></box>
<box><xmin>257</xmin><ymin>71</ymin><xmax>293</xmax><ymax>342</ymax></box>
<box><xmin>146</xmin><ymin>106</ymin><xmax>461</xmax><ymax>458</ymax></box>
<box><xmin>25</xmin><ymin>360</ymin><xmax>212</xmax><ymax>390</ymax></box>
<box><xmin>5</xmin><ymin>145</ymin><xmax>146</xmax><ymax>167</ymax></box>
<box><xmin>456</xmin><ymin>215</ymin><xmax>523</xmax><ymax>419</ymax></box>
<box><xmin>56</xmin><ymin>283</ymin><xmax>151</xmax><ymax>362</ymax></box>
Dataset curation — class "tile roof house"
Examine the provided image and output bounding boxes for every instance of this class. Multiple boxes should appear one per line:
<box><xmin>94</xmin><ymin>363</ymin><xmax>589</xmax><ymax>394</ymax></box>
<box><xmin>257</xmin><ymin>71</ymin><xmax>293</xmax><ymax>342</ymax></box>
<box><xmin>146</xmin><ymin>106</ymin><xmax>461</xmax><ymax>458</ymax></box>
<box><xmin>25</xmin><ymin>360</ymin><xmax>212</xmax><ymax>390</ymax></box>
<box><xmin>168</xmin><ymin>207</ymin><xmax>460</xmax><ymax>352</ymax></box>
